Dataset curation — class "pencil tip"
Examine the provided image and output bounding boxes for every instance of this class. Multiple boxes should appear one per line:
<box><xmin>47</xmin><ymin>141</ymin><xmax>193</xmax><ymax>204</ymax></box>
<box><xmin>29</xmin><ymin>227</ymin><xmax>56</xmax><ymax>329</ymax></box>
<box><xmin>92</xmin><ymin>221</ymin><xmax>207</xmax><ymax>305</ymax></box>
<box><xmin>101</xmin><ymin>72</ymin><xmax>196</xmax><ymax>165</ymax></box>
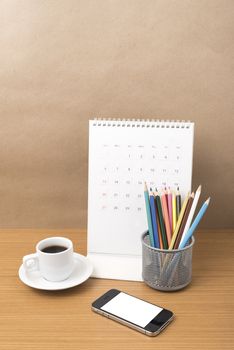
<box><xmin>206</xmin><ymin>197</ymin><xmax>211</xmax><ymax>205</ymax></box>
<box><xmin>144</xmin><ymin>182</ymin><xmax>148</xmax><ymax>191</ymax></box>
<box><xmin>197</xmin><ymin>185</ymin><xmax>202</xmax><ymax>191</ymax></box>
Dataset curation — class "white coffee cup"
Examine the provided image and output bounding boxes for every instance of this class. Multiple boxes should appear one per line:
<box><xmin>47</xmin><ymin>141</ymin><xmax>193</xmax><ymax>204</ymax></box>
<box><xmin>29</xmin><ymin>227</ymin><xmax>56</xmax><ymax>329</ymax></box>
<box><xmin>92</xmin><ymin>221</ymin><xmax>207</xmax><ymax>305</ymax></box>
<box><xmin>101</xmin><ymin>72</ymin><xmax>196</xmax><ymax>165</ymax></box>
<box><xmin>23</xmin><ymin>237</ymin><xmax>74</xmax><ymax>282</ymax></box>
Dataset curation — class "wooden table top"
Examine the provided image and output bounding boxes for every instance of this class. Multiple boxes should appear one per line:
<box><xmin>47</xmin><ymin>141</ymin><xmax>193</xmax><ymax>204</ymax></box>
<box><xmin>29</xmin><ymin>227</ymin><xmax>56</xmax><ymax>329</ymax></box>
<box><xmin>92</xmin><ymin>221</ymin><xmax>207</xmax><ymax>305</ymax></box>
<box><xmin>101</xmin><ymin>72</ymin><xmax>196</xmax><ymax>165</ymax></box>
<box><xmin>0</xmin><ymin>229</ymin><xmax>233</xmax><ymax>350</ymax></box>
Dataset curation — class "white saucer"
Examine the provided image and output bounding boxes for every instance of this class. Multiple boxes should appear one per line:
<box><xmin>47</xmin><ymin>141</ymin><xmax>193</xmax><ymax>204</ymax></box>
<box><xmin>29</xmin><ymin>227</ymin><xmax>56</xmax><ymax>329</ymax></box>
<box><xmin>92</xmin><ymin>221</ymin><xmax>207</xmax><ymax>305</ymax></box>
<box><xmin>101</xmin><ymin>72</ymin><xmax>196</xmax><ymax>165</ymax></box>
<box><xmin>18</xmin><ymin>253</ymin><xmax>93</xmax><ymax>291</ymax></box>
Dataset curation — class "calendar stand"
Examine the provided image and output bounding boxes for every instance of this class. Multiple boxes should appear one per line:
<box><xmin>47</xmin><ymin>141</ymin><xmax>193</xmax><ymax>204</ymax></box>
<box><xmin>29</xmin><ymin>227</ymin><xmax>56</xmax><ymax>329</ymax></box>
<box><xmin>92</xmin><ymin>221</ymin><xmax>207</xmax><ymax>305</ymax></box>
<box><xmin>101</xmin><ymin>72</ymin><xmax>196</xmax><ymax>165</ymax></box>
<box><xmin>87</xmin><ymin>253</ymin><xmax>143</xmax><ymax>281</ymax></box>
<box><xmin>87</xmin><ymin>119</ymin><xmax>194</xmax><ymax>281</ymax></box>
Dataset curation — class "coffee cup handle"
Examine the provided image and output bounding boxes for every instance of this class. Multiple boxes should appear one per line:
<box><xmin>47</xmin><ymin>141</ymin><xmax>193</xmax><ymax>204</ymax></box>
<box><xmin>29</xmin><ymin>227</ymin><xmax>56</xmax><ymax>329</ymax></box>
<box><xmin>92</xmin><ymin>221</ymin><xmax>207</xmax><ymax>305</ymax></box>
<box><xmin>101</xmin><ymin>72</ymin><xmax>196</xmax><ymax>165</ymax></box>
<box><xmin>23</xmin><ymin>253</ymin><xmax>39</xmax><ymax>272</ymax></box>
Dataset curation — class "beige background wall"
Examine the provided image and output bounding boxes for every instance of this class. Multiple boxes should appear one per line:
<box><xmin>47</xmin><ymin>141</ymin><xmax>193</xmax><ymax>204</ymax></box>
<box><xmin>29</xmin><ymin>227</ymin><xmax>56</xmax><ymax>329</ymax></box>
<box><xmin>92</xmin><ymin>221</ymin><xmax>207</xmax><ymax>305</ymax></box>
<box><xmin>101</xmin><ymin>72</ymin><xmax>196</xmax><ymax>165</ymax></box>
<box><xmin>0</xmin><ymin>0</ymin><xmax>233</xmax><ymax>229</ymax></box>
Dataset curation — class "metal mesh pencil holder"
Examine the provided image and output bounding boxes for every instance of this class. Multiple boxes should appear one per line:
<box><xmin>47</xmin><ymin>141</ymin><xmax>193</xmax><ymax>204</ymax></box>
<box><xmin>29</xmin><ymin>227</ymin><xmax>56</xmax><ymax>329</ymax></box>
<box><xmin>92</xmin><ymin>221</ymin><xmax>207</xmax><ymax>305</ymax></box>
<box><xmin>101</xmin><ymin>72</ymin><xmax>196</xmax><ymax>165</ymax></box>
<box><xmin>142</xmin><ymin>231</ymin><xmax>195</xmax><ymax>291</ymax></box>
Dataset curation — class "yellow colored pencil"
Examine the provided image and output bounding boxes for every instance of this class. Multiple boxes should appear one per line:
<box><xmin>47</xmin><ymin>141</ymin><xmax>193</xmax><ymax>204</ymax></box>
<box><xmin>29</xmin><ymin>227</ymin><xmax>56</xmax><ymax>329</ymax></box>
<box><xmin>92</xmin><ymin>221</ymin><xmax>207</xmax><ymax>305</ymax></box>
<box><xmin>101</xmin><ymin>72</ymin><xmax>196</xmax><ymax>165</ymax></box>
<box><xmin>172</xmin><ymin>191</ymin><xmax>177</xmax><ymax>232</ymax></box>
<box><xmin>169</xmin><ymin>192</ymin><xmax>190</xmax><ymax>250</ymax></box>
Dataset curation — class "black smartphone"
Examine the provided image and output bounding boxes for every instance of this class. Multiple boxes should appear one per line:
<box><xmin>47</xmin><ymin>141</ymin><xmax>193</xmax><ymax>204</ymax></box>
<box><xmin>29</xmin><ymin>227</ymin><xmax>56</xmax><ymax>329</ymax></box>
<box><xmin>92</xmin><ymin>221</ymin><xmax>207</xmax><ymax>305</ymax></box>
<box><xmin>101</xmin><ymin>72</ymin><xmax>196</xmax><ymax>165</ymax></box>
<box><xmin>92</xmin><ymin>289</ymin><xmax>174</xmax><ymax>336</ymax></box>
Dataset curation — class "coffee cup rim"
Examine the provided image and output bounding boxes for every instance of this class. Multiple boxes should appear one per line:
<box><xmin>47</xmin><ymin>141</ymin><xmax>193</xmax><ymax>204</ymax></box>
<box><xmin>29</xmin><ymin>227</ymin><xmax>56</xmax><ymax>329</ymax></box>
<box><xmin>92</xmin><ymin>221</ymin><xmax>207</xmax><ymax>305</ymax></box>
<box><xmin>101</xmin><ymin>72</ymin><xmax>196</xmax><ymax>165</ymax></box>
<box><xmin>36</xmin><ymin>237</ymin><xmax>73</xmax><ymax>255</ymax></box>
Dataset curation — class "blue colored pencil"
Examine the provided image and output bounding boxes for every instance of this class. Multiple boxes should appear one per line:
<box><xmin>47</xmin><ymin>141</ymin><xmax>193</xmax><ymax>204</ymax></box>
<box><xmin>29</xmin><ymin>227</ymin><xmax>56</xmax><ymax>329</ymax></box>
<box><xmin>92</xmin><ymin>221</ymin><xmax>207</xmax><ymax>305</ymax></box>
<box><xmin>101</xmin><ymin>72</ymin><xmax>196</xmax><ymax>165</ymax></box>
<box><xmin>179</xmin><ymin>198</ymin><xmax>210</xmax><ymax>248</ymax></box>
<box><xmin>149</xmin><ymin>190</ymin><xmax>160</xmax><ymax>248</ymax></box>
<box><xmin>144</xmin><ymin>183</ymin><xmax>155</xmax><ymax>247</ymax></box>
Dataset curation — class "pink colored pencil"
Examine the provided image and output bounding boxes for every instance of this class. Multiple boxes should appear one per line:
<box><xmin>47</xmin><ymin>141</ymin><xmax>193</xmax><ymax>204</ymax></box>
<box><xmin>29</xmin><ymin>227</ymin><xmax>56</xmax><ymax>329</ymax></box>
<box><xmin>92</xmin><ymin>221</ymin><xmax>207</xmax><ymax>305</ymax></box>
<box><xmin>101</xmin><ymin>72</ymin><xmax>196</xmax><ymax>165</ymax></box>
<box><xmin>161</xmin><ymin>190</ymin><xmax>172</xmax><ymax>244</ymax></box>
<box><xmin>167</xmin><ymin>188</ymin><xmax>173</xmax><ymax>233</ymax></box>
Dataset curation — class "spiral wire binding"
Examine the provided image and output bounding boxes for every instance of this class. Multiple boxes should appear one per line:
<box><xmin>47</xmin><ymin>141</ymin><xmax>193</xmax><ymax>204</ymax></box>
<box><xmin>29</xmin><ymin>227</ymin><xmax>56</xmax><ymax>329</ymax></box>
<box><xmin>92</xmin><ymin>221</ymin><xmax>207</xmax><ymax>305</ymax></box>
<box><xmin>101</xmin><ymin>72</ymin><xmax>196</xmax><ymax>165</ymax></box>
<box><xmin>91</xmin><ymin>118</ymin><xmax>192</xmax><ymax>129</ymax></box>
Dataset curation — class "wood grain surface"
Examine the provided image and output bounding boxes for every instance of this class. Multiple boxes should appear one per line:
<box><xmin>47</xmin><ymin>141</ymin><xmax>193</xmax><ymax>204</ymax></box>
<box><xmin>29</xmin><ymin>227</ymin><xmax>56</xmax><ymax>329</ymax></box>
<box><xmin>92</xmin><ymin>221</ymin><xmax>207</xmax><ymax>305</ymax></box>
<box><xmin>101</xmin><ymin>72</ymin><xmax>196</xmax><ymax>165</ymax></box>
<box><xmin>0</xmin><ymin>229</ymin><xmax>233</xmax><ymax>350</ymax></box>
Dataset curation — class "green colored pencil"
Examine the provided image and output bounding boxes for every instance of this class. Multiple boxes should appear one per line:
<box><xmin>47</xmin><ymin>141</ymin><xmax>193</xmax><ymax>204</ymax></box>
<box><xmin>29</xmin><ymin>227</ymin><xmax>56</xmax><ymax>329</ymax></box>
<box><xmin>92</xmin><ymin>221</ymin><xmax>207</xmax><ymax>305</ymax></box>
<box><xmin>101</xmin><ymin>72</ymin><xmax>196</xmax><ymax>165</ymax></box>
<box><xmin>154</xmin><ymin>189</ymin><xmax>168</xmax><ymax>249</ymax></box>
<box><xmin>176</xmin><ymin>186</ymin><xmax>181</xmax><ymax>220</ymax></box>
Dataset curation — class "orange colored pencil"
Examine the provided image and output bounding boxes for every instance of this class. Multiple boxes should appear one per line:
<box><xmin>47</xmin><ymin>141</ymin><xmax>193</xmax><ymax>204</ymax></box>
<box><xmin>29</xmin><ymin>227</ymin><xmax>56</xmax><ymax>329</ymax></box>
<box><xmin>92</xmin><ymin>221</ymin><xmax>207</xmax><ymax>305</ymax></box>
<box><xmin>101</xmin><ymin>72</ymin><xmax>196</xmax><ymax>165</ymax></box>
<box><xmin>161</xmin><ymin>189</ymin><xmax>172</xmax><ymax>245</ymax></box>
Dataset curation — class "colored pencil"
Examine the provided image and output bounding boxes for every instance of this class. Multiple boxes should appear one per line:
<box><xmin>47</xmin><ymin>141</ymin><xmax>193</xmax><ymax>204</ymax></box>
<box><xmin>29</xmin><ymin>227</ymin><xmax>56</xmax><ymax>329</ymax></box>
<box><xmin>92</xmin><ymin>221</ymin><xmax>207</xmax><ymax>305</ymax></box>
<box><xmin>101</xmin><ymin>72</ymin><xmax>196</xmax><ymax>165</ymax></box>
<box><xmin>179</xmin><ymin>198</ymin><xmax>210</xmax><ymax>248</ymax></box>
<box><xmin>172</xmin><ymin>191</ymin><xmax>177</xmax><ymax>232</ymax></box>
<box><xmin>149</xmin><ymin>190</ymin><xmax>160</xmax><ymax>248</ymax></box>
<box><xmin>154</xmin><ymin>189</ymin><xmax>168</xmax><ymax>249</ymax></box>
<box><xmin>168</xmin><ymin>192</ymin><xmax>190</xmax><ymax>249</ymax></box>
<box><xmin>156</xmin><ymin>209</ymin><xmax>163</xmax><ymax>249</ymax></box>
<box><xmin>161</xmin><ymin>189</ymin><xmax>172</xmax><ymax>245</ymax></box>
<box><xmin>164</xmin><ymin>187</ymin><xmax>168</xmax><ymax>208</ymax></box>
<box><xmin>180</xmin><ymin>185</ymin><xmax>201</xmax><ymax>244</ymax></box>
<box><xmin>144</xmin><ymin>183</ymin><xmax>155</xmax><ymax>247</ymax></box>
<box><xmin>173</xmin><ymin>192</ymin><xmax>195</xmax><ymax>249</ymax></box>
<box><xmin>176</xmin><ymin>187</ymin><xmax>181</xmax><ymax>220</ymax></box>
<box><xmin>167</xmin><ymin>188</ymin><xmax>173</xmax><ymax>232</ymax></box>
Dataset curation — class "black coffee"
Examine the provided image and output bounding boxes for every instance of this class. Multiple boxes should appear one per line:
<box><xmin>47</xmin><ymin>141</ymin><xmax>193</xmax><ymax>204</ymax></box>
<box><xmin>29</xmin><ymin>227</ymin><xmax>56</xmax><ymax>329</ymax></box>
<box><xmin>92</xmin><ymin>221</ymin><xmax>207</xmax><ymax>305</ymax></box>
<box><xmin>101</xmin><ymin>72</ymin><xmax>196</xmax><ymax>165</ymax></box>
<box><xmin>41</xmin><ymin>245</ymin><xmax>68</xmax><ymax>254</ymax></box>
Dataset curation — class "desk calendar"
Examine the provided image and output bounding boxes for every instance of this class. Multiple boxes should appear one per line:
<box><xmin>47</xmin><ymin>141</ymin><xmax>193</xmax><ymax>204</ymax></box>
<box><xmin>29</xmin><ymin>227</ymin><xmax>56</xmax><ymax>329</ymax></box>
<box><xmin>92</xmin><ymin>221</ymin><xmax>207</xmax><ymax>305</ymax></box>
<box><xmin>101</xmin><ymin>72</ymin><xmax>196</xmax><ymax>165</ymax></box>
<box><xmin>87</xmin><ymin>119</ymin><xmax>194</xmax><ymax>281</ymax></box>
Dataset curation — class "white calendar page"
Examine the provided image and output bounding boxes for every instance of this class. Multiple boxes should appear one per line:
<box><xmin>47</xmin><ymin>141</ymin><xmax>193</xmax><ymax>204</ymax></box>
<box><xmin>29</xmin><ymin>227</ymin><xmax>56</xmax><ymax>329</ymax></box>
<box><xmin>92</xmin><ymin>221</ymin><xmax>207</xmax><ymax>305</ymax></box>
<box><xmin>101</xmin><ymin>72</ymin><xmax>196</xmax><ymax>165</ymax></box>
<box><xmin>87</xmin><ymin>119</ymin><xmax>194</xmax><ymax>280</ymax></box>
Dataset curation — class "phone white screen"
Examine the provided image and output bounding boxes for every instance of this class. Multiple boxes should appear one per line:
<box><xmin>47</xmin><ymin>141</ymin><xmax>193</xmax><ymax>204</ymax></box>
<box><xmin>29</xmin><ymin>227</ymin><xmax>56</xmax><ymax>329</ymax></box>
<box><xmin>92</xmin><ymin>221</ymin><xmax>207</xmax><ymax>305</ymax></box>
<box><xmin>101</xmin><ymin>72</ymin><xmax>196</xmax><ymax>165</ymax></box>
<box><xmin>101</xmin><ymin>292</ymin><xmax>163</xmax><ymax>328</ymax></box>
